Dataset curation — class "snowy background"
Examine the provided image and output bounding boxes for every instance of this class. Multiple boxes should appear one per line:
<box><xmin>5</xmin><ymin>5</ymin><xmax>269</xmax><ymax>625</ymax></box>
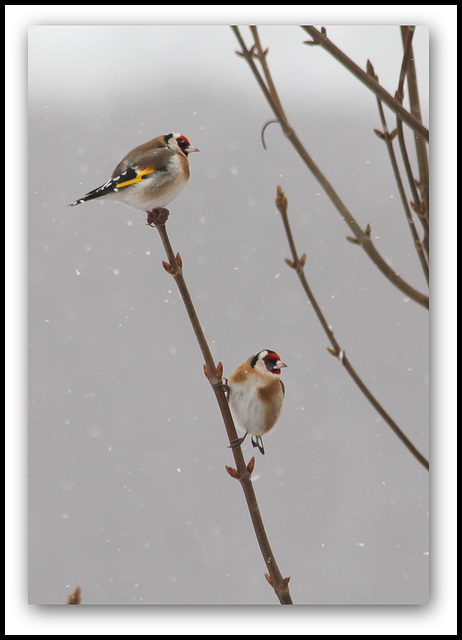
<box><xmin>27</xmin><ymin>23</ymin><xmax>432</xmax><ymax>607</ymax></box>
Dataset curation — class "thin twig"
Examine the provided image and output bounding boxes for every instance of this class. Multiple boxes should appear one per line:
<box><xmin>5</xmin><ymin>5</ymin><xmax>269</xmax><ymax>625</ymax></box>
<box><xmin>275</xmin><ymin>188</ymin><xmax>429</xmax><ymax>471</ymax></box>
<box><xmin>393</xmin><ymin>29</ymin><xmax>428</xmax><ymax>256</ymax></box>
<box><xmin>150</xmin><ymin>213</ymin><xmax>293</xmax><ymax>604</ymax></box>
<box><xmin>397</xmin><ymin>26</ymin><xmax>416</xmax><ymax>97</ymax></box>
<box><xmin>250</xmin><ymin>26</ymin><xmax>289</xmax><ymax>125</ymax></box>
<box><xmin>367</xmin><ymin>60</ymin><xmax>429</xmax><ymax>284</ymax></box>
<box><xmin>232</xmin><ymin>26</ymin><xmax>429</xmax><ymax>309</ymax></box>
<box><xmin>396</xmin><ymin>26</ymin><xmax>429</xmax><ymax>253</ymax></box>
<box><xmin>399</xmin><ymin>26</ymin><xmax>429</xmax><ymax>257</ymax></box>
<box><xmin>301</xmin><ymin>25</ymin><xmax>429</xmax><ymax>142</ymax></box>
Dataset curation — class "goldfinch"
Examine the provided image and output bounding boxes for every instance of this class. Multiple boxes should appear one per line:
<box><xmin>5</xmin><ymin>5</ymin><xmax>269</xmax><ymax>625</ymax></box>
<box><xmin>69</xmin><ymin>133</ymin><xmax>198</xmax><ymax>211</ymax></box>
<box><xmin>227</xmin><ymin>349</ymin><xmax>287</xmax><ymax>455</ymax></box>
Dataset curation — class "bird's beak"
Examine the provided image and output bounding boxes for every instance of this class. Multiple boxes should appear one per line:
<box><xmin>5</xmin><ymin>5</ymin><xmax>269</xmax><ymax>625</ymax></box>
<box><xmin>277</xmin><ymin>361</ymin><xmax>287</xmax><ymax>369</ymax></box>
<box><xmin>186</xmin><ymin>145</ymin><xmax>199</xmax><ymax>154</ymax></box>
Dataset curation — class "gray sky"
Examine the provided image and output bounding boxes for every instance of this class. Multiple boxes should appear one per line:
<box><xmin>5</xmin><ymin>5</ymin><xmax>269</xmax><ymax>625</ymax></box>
<box><xmin>7</xmin><ymin>4</ymin><xmax>458</xmax><ymax>637</ymax></box>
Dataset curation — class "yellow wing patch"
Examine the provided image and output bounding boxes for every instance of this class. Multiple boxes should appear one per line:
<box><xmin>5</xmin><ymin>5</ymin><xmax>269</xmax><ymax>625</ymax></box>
<box><xmin>116</xmin><ymin>167</ymin><xmax>154</xmax><ymax>189</ymax></box>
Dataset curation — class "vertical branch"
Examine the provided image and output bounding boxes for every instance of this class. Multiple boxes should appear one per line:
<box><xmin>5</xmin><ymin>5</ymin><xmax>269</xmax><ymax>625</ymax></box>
<box><xmin>395</xmin><ymin>27</ymin><xmax>424</xmax><ymax>215</ymax></box>
<box><xmin>249</xmin><ymin>26</ymin><xmax>291</xmax><ymax>134</ymax></box>
<box><xmin>394</xmin><ymin>27</ymin><xmax>428</xmax><ymax>258</ymax></box>
<box><xmin>400</xmin><ymin>26</ymin><xmax>430</xmax><ymax>257</ymax></box>
<box><xmin>367</xmin><ymin>60</ymin><xmax>429</xmax><ymax>284</ymax></box>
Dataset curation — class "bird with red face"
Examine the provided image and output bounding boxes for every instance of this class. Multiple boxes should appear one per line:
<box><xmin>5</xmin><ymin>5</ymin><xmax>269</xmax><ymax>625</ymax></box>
<box><xmin>227</xmin><ymin>349</ymin><xmax>287</xmax><ymax>455</ymax></box>
<box><xmin>69</xmin><ymin>132</ymin><xmax>199</xmax><ymax>213</ymax></box>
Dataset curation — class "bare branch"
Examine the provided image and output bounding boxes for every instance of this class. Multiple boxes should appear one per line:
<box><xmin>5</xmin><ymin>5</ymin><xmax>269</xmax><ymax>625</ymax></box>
<box><xmin>399</xmin><ymin>26</ymin><xmax>429</xmax><ymax>256</ymax></box>
<box><xmin>148</xmin><ymin>211</ymin><xmax>293</xmax><ymax>604</ymax></box>
<box><xmin>275</xmin><ymin>188</ymin><xmax>429</xmax><ymax>471</ymax></box>
<box><xmin>232</xmin><ymin>26</ymin><xmax>429</xmax><ymax>309</ymax></box>
<box><xmin>301</xmin><ymin>25</ymin><xmax>429</xmax><ymax>142</ymax></box>
<box><xmin>367</xmin><ymin>60</ymin><xmax>429</xmax><ymax>283</ymax></box>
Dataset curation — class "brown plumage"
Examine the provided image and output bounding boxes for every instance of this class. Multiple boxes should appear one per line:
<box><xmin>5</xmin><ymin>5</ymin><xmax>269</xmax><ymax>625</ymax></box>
<box><xmin>227</xmin><ymin>349</ymin><xmax>286</xmax><ymax>455</ymax></box>
<box><xmin>69</xmin><ymin>133</ymin><xmax>198</xmax><ymax>211</ymax></box>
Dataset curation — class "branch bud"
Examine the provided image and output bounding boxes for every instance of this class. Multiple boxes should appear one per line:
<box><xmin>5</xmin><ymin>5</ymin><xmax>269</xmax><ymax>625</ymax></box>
<box><xmin>162</xmin><ymin>261</ymin><xmax>177</xmax><ymax>276</ymax></box>
<box><xmin>247</xmin><ymin>457</ymin><xmax>255</xmax><ymax>475</ymax></box>
<box><xmin>67</xmin><ymin>586</ymin><xmax>81</xmax><ymax>605</ymax></box>
<box><xmin>281</xmin><ymin>576</ymin><xmax>291</xmax><ymax>591</ymax></box>
<box><xmin>225</xmin><ymin>465</ymin><xmax>242</xmax><ymax>480</ymax></box>
<box><xmin>275</xmin><ymin>186</ymin><xmax>288</xmax><ymax>212</ymax></box>
<box><xmin>366</xmin><ymin>59</ymin><xmax>378</xmax><ymax>81</ymax></box>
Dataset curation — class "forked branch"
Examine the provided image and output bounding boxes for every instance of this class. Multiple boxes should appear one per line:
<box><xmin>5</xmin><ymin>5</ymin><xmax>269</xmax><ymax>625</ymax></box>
<box><xmin>232</xmin><ymin>26</ymin><xmax>429</xmax><ymax>309</ymax></box>
<box><xmin>301</xmin><ymin>25</ymin><xmax>429</xmax><ymax>142</ymax></box>
<box><xmin>367</xmin><ymin>59</ymin><xmax>429</xmax><ymax>284</ymax></box>
<box><xmin>398</xmin><ymin>26</ymin><xmax>429</xmax><ymax>256</ymax></box>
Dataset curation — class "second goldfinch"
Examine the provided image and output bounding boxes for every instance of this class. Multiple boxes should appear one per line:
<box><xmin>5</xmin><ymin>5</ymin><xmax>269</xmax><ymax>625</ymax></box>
<box><xmin>227</xmin><ymin>349</ymin><xmax>287</xmax><ymax>455</ymax></box>
<box><xmin>69</xmin><ymin>132</ymin><xmax>198</xmax><ymax>212</ymax></box>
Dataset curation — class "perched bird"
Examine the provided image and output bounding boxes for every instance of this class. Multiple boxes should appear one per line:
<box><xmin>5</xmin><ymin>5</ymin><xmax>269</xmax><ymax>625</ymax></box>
<box><xmin>227</xmin><ymin>349</ymin><xmax>287</xmax><ymax>455</ymax></box>
<box><xmin>69</xmin><ymin>133</ymin><xmax>199</xmax><ymax>212</ymax></box>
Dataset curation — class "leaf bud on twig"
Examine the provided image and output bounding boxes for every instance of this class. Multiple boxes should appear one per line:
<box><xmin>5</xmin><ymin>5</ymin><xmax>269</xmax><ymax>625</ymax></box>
<box><xmin>225</xmin><ymin>465</ymin><xmax>242</xmax><ymax>481</ymax></box>
<box><xmin>366</xmin><ymin>59</ymin><xmax>378</xmax><ymax>81</ymax></box>
<box><xmin>67</xmin><ymin>586</ymin><xmax>81</xmax><ymax>605</ymax></box>
<box><xmin>276</xmin><ymin>185</ymin><xmax>288</xmax><ymax>212</ymax></box>
<box><xmin>281</xmin><ymin>576</ymin><xmax>291</xmax><ymax>590</ymax></box>
<box><xmin>215</xmin><ymin>362</ymin><xmax>223</xmax><ymax>379</ymax></box>
<box><xmin>162</xmin><ymin>261</ymin><xmax>178</xmax><ymax>276</ymax></box>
